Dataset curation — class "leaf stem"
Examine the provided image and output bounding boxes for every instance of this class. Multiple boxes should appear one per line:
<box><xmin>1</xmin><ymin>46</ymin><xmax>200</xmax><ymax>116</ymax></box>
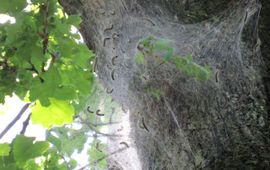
<box><xmin>26</xmin><ymin>61</ymin><xmax>44</xmax><ymax>82</ymax></box>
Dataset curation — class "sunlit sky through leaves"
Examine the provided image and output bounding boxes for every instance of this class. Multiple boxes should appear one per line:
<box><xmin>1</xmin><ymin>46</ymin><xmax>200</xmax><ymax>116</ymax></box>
<box><xmin>0</xmin><ymin>95</ymin><xmax>46</xmax><ymax>143</ymax></box>
<box><xmin>0</xmin><ymin>15</ymin><xmax>45</xmax><ymax>143</ymax></box>
<box><xmin>0</xmin><ymin>14</ymin><xmax>90</xmax><ymax>169</ymax></box>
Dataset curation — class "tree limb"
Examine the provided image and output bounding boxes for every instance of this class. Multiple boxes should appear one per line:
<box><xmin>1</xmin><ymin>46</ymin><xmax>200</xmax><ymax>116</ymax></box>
<box><xmin>0</xmin><ymin>103</ymin><xmax>30</xmax><ymax>141</ymax></box>
<box><xmin>20</xmin><ymin>113</ymin><xmax>32</xmax><ymax>135</ymax></box>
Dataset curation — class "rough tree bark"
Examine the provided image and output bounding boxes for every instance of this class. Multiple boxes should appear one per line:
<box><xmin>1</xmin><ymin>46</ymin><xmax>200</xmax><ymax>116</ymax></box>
<box><xmin>59</xmin><ymin>0</ymin><xmax>270</xmax><ymax>169</ymax></box>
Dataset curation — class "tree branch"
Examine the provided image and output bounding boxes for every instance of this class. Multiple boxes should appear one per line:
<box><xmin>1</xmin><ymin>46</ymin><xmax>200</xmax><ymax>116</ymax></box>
<box><xmin>75</xmin><ymin>120</ymin><xmax>120</xmax><ymax>127</ymax></box>
<box><xmin>0</xmin><ymin>103</ymin><xmax>30</xmax><ymax>141</ymax></box>
<box><xmin>20</xmin><ymin>113</ymin><xmax>32</xmax><ymax>135</ymax></box>
<box><xmin>26</xmin><ymin>61</ymin><xmax>44</xmax><ymax>82</ymax></box>
<box><xmin>78</xmin><ymin>146</ymin><xmax>129</xmax><ymax>170</ymax></box>
<box><xmin>84</xmin><ymin>122</ymin><xmax>122</xmax><ymax>138</ymax></box>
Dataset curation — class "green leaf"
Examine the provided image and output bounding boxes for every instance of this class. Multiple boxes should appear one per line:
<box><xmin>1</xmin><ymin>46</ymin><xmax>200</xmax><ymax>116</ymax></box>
<box><xmin>55</xmin><ymin>22</ymin><xmax>71</xmax><ymax>35</ymax></box>
<box><xmin>70</xmin><ymin>45</ymin><xmax>93</xmax><ymax>68</ymax></box>
<box><xmin>31</xmin><ymin>46</ymin><xmax>44</xmax><ymax>73</ymax></box>
<box><xmin>59</xmin><ymin>68</ymin><xmax>93</xmax><ymax>95</ymax></box>
<box><xmin>47</xmin><ymin>133</ymin><xmax>62</xmax><ymax>151</ymax></box>
<box><xmin>0</xmin><ymin>0</ymin><xmax>27</xmax><ymax>14</ymax></box>
<box><xmin>13</xmin><ymin>135</ymin><xmax>49</xmax><ymax>167</ymax></box>
<box><xmin>172</xmin><ymin>56</ymin><xmax>211</xmax><ymax>81</ymax></box>
<box><xmin>4</xmin><ymin>24</ymin><xmax>19</xmax><ymax>45</ymax></box>
<box><xmin>31</xmin><ymin>0</ymin><xmax>43</xmax><ymax>4</ymax></box>
<box><xmin>134</xmin><ymin>51</ymin><xmax>146</xmax><ymax>65</ymax></box>
<box><xmin>186</xmin><ymin>54</ymin><xmax>193</xmax><ymax>61</ymax></box>
<box><xmin>88</xmin><ymin>140</ymin><xmax>108</xmax><ymax>169</ymax></box>
<box><xmin>173</xmin><ymin>57</ymin><xmax>187</xmax><ymax>69</ymax></box>
<box><xmin>153</xmin><ymin>38</ymin><xmax>174</xmax><ymax>61</ymax></box>
<box><xmin>0</xmin><ymin>162</ymin><xmax>17</xmax><ymax>170</ymax></box>
<box><xmin>47</xmin><ymin>127</ymin><xmax>87</xmax><ymax>156</ymax></box>
<box><xmin>43</xmin><ymin>149</ymin><xmax>67</xmax><ymax>170</ymax></box>
<box><xmin>53</xmin><ymin>86</ymin><xmax>77</xmax><ymax>101</ymax></box>
<box><xmin>29</xmin><ymin>67</ymin><xmax>62</xmax><ymax>105</ymax></box>
<box><xmin>66</xmin><ymin>15</ymin><xmax>82</xmax><ymax>27</ymax></box>
<box><xmin>24</xmin><ymin>160</ymin><xmax>42</xmax><ymax>170</ymax></box>
<box><xmin>69</xmin><ymin>159</ymin><xmax>77</xmax><ymax>169</ymax></box>
<box><xmin>0</xmin><ymin>143</ymin><xmax>10</xmax><ymax>156</ymax></box>
<box><xmin>31</xmin><ymin>98</ymin><xmax>75</xmax><ymax>128</ymax></box>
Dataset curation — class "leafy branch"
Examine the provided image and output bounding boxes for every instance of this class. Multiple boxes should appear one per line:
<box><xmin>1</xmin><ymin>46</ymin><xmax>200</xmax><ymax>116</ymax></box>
<box><xmin>0</xmin><ymin>0</ymin><xmax>96</xmax><ymax>169</ymax></box>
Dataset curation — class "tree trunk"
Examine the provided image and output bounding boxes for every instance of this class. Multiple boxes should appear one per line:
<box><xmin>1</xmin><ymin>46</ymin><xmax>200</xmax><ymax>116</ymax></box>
<box><xmin>59</xmin><ymin>0</ymin><xmax>270</xmax><ymax>169</ymax></box>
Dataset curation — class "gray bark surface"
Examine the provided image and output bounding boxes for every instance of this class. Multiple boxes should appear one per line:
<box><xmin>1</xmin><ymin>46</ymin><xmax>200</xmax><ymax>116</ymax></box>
<box><xmin>59</xmin><ymin>0</ymin><xmax>270</xmax><ymax>169</ymax></box>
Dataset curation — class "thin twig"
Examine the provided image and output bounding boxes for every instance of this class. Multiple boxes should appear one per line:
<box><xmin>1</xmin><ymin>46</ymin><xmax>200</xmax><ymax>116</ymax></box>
<box><xmin>41</xmin><ymin>0</ymin><xmax>49</xmax><ymax>72</ymax></box>
<box><xmin>26</xmin><ymin>61</ymin><xmax>44</xmax><ymax>82</ymax></box>
<box><xmin>86</xmin><ymin>131</ymin><xmax>122</xmax><ymax>138</ymax></box>
<box><xmin>89</xmin><ymin>124</ymin><xmax>122</xmax><ymax>137</ymax></box>
<box><xmin>0</xmin><ymin>103</ymin><xmax>30</xmax><ymax>140</ymax></box>
<box><xmin>42</xmin><ymin>0</ymin><xmax>49</xmax><ymax>55</ymax></box>
<box><xmin>20</xmin><ymin>113</ymin><xmax>32</xmax><ymax>135</ymax></box>
<box><xmin>78</xmin><ymin>146</ymin><xmax>129</xmax><ymax>170</ymax></box>
<box><xmin>75</xmin><ymin>120</ymin><xmax>120</xmax><ymax>127</ymax></box>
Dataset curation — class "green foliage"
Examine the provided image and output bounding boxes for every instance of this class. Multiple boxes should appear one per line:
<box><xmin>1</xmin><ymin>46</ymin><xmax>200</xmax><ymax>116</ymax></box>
<box><xmin>31</xmin><ymin>98</ymin><xmax>75</xmax><ymax>128</ymax></box>
<box><xmin>137</xmin><ymin>35</ymin><xmax>174</xmax><ymax>61</ymax></box>
<box><xmin>0</xmin><ymin>0</ymin><xmax>27</xmax><ymax>14</ymax></box>
<box><xmin>0</xmin><ymin>0</ymin><xmax>97</xmax><ymax>169</ymax></box>
<box><xmin>172</xmin><ymin>54</ymin><xmax>212</xmax><ymax>81</ymax></box>
<box><xmin>0</xmin><ymin>135</ymin><xmax>79</xmax><ymax>170</ymax></box>
<box><xmin>135</xmin><ymin>51</ymin><xmax>146</xmax><ymax>65</ymax></box>
<box><xmin>0</xmin><ymin>143</ymin><xmax>10</xmax><ymax>156</ymax></box>
<box><xmin>0</xmin><ymin>135</ymin><xmax>50</xmax><ymax>169</ymax></box>
<box><xmin>13</xmin><ymin>135</ymin><xmax>49</xmax><ymax>167</ymax></box>
<box><xmin>136</xmin><ymin>36</ymin><xmax>212</xmax><ymax>82</ymax></box>
<box><xmin>43</xmin><ymin>150</ymin><xmax>68</xmax><ymax>170</ymax></box>
<box><xmin>47</xmin><ymin>127</ymin><xmax>87</xmax><ymax>156</ymax></box>
<box><xmin>88</xmin><ymin>139</ymin><xmax>108</xmax><ymax>169</ymax></box>
<box><xmin>0</xmin><ymin>0</ymin><xmax>94</xmax><ymax>110</ymax></box>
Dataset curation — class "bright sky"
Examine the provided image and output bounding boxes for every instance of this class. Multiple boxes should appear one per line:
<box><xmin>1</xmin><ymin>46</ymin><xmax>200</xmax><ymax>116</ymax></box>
<box><xmin>0</xmin><ymin>14</ymin><xmax>15</xmax><ymax>24</ymax></box>
<box><xmin>0</xmin><ymin>95</ymin><xmax>46</xmax><ymax>143</ymax></box>
<box><xmin>0</xmin><ymin>96</ymin><xmax>91</xmax><ymax>168</ymax></box>
<box><xmin>0</xmin><ymin>15</ymin><xmax>45</xmax><ymax>143</ymax></box>
<box><xmin>0</xmin><ymin>14</ymin><xmax>90</xmax><ymax>169</ymax></box>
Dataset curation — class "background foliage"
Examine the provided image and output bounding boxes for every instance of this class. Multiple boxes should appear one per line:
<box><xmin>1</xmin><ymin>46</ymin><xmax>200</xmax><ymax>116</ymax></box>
<box><xmin>0</xmin><ymin>0</ymin><xmax>112</xmax><ymax>169</ymax></box>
